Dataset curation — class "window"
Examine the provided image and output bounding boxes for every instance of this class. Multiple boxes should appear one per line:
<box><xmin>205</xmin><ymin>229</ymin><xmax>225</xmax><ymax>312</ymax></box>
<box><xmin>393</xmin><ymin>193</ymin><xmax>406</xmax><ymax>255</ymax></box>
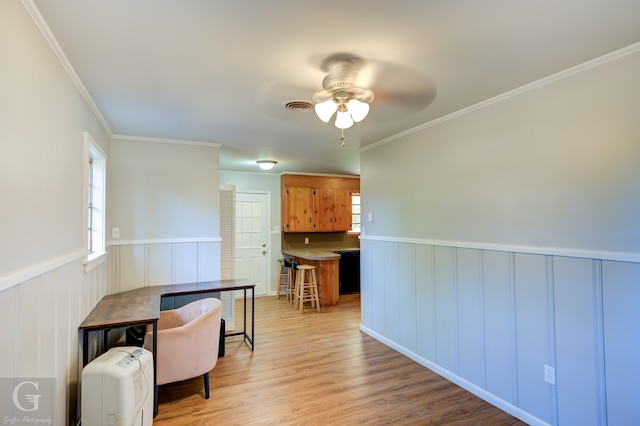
<box><xmin>349</xmin><ymin>192</ymin><xmax>361</xmax><ymax>234</ymax></box>
<box><xmin>85</xmin><ymin>132</ymin><xmax>106</xmax><ymax>270</ymax></box>
<box><xmin>88</xmin><ymin>157</ymin><xmax>94</xmax><ymax>253</ymax></box>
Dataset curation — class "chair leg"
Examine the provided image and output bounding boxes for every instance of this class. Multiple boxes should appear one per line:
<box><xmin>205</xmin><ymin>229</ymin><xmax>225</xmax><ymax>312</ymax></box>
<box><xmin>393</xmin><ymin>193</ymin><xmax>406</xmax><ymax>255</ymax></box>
<box><xmin>289</xmin><ymin>268</ymin><xmax>296</xmax><ymax>304</ymax></box>
<box><xmin>204</xmin><ymin>372</ymin><xmax>210</xmax><ymax>399</ymax></box>
<box><xmin>312</xmin><ymin>269</ymin><xmax>320</xmax><ymax>312</ymax></box>
<box><xmin>313</xmin><ymin>281</ymin><xmax>320</xmax><ymax>312</ymax></box>
<box><xmin>276</xmin><ymin>261</ymin><xmax>282</xmax><ymax>299</ymax></box>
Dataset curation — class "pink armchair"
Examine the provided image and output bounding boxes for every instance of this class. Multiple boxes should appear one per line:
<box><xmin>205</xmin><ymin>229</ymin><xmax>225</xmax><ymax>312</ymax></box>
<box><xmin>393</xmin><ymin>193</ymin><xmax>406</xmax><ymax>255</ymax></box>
<box><xmin>143</xmin><ymin>297</ymin><xmax>223</xmax><ymax>403</ymax></box>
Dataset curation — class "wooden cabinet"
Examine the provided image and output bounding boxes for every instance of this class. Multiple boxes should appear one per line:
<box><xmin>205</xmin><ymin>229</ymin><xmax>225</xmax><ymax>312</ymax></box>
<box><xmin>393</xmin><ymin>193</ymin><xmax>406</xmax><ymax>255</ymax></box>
<box><xmin>281</xmin><ymin>174</ymin><xmax>359</xmax><ymax>233</ymax></box>
<box><xmin>313</xmin><ymin>187</ymin><xmax>335</xmax><ymax>232</ymax></box>
<box><xmin>332</xmin><ymin>188</ymin><xmax>353</xmax><ymax>231</ymax></box>
<box><xmin>314</xmin><ymin>187</ymin><xmax>353</xmax><ymax>231</ymax></box>
<box><xmin>282</xmin><ymin>186</ymin><xmax>314</xmax><ymax>232</ymax></box>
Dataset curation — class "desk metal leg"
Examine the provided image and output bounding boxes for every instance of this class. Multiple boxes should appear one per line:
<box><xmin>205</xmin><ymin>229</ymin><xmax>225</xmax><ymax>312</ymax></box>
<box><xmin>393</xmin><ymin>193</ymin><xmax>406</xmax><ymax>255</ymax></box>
<box><xmin>102</xmin><ymin>329</ymin><xmax>110</xmax><ymax>353</ymax></box>
<box><xmin>82</xmin><ymin>329</ymin><xmax>89</xmax><ymax>366</ymax></box>
<box><xmin>242</xmin><ymin>288</ymin><xmax>255</xmax><ymax>351</ymax></box>
<box><xmin>243</xmin><ymin>288</ymin><xmax>247</xmax><ymax>339</ymax></box>
<box><xmin>152</xmin><ymin>321</ymin><xmax>158</xmax><ymax>417</ymax></box>
<box><xmin>221</xmin><ymin>286</ymin><xmax>255</xmax><ymax>351</ymax></box>
<box><xmin>251</xmin><ymin>286</ymin><xmax>254</xmax><ymax>351</ymax></box>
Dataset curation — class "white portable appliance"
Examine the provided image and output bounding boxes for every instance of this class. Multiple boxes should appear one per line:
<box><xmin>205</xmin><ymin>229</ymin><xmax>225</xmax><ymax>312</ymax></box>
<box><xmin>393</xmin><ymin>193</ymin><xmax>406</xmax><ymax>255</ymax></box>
<box><xmin>82</xmin><ymin>346</ymin><xmax>154</xmax><ymax>426</ymax></box>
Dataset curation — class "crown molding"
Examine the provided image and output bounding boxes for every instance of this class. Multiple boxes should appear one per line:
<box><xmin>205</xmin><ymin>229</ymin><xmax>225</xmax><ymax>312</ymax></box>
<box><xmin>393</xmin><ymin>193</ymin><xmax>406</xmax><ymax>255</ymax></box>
<box><xmin>111</xmin><ymin>134</ymin><xmax>221</xmax><ymax>148</ymax></box>
<box><xmin>21</xmin><ymin>0</ymin><xmax>113</xmax><ymax>137</ymax></box>
<box><xmin>362</xmin><ymin>41</ymin><xmax>640</xmax><ymax>153</ymax></box>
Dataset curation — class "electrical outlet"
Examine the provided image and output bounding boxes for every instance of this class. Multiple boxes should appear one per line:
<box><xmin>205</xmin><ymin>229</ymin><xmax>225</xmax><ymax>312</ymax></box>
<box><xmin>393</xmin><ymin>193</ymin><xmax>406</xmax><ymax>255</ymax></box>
<box><xmin>304</xmin><ymin>237</ymin><xmax>309</xmax><ymax>244</ymax></box>
<box><xmin>544</xmin><ymin>365</ymin><xmax>556</xmax><ymax>385</ymax></box>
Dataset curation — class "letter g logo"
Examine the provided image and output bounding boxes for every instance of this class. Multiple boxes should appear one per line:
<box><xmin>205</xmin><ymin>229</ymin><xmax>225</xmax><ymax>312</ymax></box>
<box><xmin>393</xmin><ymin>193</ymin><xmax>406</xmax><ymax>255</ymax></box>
<box><xmin>12</xmin><ymin>381</ymin><xmax>41</xmax><ymax>412</ymax></box>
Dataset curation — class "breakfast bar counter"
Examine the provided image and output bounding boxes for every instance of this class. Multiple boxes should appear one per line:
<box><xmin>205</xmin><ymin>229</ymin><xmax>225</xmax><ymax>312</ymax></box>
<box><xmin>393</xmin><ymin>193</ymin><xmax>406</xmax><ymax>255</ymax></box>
<box><xmin>282</xmin><ymin>248</ymin><xmax>341</xmax><ymax>261</ymax></box>
<box><xmin>282</xmin><ymin>248</ymin><xmax>355</xmax><ymax>307</ymax></box>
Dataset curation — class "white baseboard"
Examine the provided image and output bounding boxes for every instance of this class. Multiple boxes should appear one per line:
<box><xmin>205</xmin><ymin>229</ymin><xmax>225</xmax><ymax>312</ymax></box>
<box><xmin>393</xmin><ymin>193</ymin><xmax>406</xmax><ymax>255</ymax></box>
<box><xmin>359</xmin><ymin>324</ymin><xmax>549</xmax><ymax>426</ymax></box>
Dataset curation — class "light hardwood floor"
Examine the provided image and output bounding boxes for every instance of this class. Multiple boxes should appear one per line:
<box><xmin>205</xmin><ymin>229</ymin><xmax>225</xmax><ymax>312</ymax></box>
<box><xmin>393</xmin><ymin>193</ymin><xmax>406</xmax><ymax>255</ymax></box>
<box><xmin>152</xmin><ymin>294</ymin><xmax>528</xmax><ymax>425</ymax></box>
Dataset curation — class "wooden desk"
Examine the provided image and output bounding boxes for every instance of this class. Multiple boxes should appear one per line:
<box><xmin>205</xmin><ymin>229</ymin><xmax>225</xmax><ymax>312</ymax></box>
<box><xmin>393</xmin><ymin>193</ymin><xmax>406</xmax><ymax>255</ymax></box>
<box><xmin>78</xmin><ymin>278</ymin><xmax>255</xmax><ymax>417</ymax></box>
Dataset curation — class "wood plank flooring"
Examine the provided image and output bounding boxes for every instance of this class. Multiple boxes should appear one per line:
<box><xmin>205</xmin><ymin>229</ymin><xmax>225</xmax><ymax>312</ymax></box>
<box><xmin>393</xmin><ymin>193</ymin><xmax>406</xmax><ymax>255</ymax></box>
<box><xmin>152</xmin><ymin>294</ymin><xmax>528</xmax><ymax>425</ymax></box>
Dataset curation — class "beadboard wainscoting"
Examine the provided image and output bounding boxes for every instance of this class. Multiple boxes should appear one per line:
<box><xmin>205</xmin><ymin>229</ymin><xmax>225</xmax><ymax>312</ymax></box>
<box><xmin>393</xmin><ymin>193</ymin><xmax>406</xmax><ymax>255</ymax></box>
<box><xmin>107</xmin><ymin>238</ymin><xmax>235</xmax><ymax>328</ymax></box>
<box><xmin>359</xmin><ymin>237</ymin><xmax>640</xmax><ymax>426</ymax></box>
<box><xmin>0</xmin><ymin>255</ymin><xmax>109</xmax><ymax>426</ymax></box>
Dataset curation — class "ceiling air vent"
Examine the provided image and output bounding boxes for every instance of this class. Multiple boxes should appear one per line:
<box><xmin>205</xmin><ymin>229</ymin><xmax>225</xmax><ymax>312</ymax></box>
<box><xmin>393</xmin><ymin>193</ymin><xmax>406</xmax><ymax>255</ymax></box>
<box><xmin>282</xmin><ymin>100</ymin><xmax>314</xmax><ymax>112</ymax></box>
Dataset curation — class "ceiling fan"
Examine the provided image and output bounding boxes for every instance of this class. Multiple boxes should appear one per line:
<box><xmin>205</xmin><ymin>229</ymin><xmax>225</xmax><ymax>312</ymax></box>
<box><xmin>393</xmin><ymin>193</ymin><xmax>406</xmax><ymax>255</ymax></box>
<box><xmin>309</xmin><ymin>57</ymin><xmax>375</xmax><ymax>146</ymax></box>
<box><xmin>276</xmin><ymin>54</ymin><xmax>437</xmax><ymax>147</ymax></box>
<box><xmin>312</xmin><ymin>59</ymin><xmax>375</xmax><ymax>129</ymax></box>
<box><xmin>306</xmin><ymin>54</ymin><xmax>436</xmax><ymax>146</ymax></box>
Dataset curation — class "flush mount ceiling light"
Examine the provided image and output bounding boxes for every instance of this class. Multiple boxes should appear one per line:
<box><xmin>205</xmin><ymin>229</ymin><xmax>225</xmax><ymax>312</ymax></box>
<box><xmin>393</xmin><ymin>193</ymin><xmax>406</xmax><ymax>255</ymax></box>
<box><xmin>312</xmin><ymin>59</ymin><xmax>374</xmax><ymax>147</ymax></box>
<box><xmin>256</xmin><ymin>160</ymin><xmax>277</xmax><ymax>171</ymax></box>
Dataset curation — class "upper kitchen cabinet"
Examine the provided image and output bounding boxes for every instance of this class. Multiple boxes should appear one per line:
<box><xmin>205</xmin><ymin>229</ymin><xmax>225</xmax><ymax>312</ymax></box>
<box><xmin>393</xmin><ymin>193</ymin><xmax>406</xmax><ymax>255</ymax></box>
<box><xmin>315</xmin><ymin>187</ymin><xmax>353</xmax><ymax>231</ymax></box>
<box><xmin>281</xmin><ymin>174</ymin><xmax>360</xmax><ymax>233</ymax></box>
<box><xmin>282</xmin><ymin>185</ymin><xmax>315</xmax><ymax>232</ymax></box>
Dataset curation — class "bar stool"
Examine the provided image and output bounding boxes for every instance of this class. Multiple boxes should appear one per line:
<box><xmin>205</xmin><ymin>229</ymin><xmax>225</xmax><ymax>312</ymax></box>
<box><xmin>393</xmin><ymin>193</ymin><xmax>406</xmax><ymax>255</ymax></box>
<box><xmin>294</xmin><ymin>264</ymin><xmax>320</xmax><ymax>313</ymax></box>
<box><xmin>288</xmin><ymin>260</ymin><xmax>298</xmax><ymax>305</ymax></box>
<box><xmin>276</xmin><ymin>258</ymin><xmax>292</xmax><ymax>301</ymax></box>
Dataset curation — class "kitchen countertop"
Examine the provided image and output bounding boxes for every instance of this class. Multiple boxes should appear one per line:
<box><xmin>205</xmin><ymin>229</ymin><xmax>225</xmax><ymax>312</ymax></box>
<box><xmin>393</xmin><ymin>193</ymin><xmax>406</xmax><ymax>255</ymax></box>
<box><xmin>282</xmin><ymin>247</ymin><xmax>359</xmax><ymax>260</ymax></box>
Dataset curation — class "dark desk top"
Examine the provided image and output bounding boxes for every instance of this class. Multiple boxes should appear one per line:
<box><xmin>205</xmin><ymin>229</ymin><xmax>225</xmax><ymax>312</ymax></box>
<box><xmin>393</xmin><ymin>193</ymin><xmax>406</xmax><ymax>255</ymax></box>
<box><xmin>79</xmin><ymin>279</ymin><xmax>253</xmax><ymax>330</ymax></box>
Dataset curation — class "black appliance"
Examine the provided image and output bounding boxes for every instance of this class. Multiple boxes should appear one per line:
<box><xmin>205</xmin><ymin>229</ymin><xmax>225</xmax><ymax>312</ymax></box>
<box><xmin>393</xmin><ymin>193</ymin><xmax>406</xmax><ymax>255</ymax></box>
<box><xmin>336</xmin><ymin>250</ymin><xmax>360</xmax><ymax>294</ymax></box>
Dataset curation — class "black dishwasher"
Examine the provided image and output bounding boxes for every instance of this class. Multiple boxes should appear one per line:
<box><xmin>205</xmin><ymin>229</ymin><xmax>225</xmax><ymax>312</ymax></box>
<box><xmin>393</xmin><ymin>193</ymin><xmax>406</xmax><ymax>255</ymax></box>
<box><xmin>336</xmin><ymin>251</ymin><xmax>360</xmax><ymax>294</ymax></box>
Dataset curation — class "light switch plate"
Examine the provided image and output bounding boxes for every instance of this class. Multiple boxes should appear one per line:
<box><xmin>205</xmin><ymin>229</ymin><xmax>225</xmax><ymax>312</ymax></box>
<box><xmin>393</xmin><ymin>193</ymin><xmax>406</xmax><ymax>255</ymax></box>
<box><xmin>111</xmin><ymin>227</ymin><xmax>120</xmax><ymax>239</ymax></box>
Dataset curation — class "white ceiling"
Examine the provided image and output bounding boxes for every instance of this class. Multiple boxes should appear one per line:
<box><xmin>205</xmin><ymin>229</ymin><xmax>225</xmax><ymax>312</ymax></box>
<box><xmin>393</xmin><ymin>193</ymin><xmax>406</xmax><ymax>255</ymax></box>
<box><xmin>31</xmin><ymin>0</ymin><xmax>640</xmax><ymax>175</ymax></box>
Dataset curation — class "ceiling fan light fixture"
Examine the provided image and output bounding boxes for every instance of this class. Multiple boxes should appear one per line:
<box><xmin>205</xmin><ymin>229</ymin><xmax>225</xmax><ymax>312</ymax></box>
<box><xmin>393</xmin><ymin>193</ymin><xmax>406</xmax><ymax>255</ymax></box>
<box><xmin>256</xmin><ymin>160</ymin><xmax>277</xmax><ymax>171</ymax></box>
<box><xmin>312</xmin><ymin>59</ymin><xmax>374</xmax><ymax>140</ymax></box>
<box><xmin>314</xmin><ymin>99</ymin><xmax>337</xmax><ymax>122</ymax></box>
<box><xmin>347</xmin><ymin>98</ymin><xmax>369</xmax><ymax>122</ymax></box>
<box><xmin>334</xmin><ymin>109</ymin><xmax>354</xmax><ymax>129</ymax></box>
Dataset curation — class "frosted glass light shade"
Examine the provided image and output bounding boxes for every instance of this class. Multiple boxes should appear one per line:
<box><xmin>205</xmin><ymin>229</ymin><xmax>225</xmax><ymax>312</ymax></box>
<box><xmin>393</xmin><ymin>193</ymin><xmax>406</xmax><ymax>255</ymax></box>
<box><xmin>347</xmin><ymin>99</ymin><xmax>369</xmax><ymax>122</ymax></box>
<box><xmin>256</xmin><ymin>160</ymin><xmax>277</xmax><ymax>170</ymax></box>
<box><xmin>314</xmin><ymin>99</ymin><xmax>338</xmax><ymax>122</ymax></box>
<box><xmin>334</xmin><ymin>110</ymin><xmax>354</xmax><ymax>129</ymax></box>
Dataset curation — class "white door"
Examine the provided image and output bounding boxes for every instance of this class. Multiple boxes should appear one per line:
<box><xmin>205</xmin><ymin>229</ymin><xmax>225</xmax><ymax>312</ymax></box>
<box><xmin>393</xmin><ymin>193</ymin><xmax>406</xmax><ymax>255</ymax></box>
<box><xmin>235</xmin><ymin>192</ymin><xmax>269</xmax><ymax>297</ymax></box>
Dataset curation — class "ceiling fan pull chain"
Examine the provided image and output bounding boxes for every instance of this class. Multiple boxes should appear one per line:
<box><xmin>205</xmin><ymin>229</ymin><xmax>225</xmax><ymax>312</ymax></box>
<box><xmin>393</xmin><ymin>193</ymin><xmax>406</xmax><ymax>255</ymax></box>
<box><xmin>340</xmin><ymin>129</ymin><xmax>346</xmax><ymax>147</ymax></box>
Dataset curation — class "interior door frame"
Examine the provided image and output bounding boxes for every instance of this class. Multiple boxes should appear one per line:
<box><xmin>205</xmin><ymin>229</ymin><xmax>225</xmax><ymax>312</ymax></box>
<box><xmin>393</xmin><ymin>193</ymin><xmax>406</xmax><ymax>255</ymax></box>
<box><xmin>235</xmin><ymin>190</ymin><xmax>271</xmax><ymax>298</ymax></box>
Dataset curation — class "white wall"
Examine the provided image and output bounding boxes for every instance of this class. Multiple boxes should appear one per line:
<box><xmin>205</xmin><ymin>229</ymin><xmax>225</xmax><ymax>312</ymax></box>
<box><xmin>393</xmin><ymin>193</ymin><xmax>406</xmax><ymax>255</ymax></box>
<box><xmin>0</xmin><ymin>1</ymin><xmax>111</xmax><ymax>424</ymax></box>
<box><xmin>109</xmin><ymin>138</ymin><xmax>221</xmax><ymax>292</ymax></box>
<box><xmin>220</xmin><ymin>171</ymin><xmax>281</xmax><ymax>293</ymax></box>
<box><xmin>362</xmin><ymin>47</ymin><xmax>640</xmax><ymax>256</ymax></box>
<box><xmin>1</xmin><ymin>5</ymin><xmax>224</xmax><ymax>424</ymax></box>
<box><xmin>360</xmin><ymin>46</ymin><xmax>640</xmax><ymax>425</ymax></box>
<box><xmin>0</xmin><ymin>1</ymin><xmax>109</xmax><ymax>280</ymax></box>
<box><xmin>110</xmin><ymin>138</ymin><xmax>219</xmax><ymax>241</ymax></box>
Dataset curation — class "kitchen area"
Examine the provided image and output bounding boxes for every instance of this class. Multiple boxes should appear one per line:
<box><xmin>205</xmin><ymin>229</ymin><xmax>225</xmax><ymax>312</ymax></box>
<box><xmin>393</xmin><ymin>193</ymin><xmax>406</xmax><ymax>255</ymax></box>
<box><xmin>280</xmin><ymin>174</ymin><xmax>360</xmax><ymax>306</ymax></box>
